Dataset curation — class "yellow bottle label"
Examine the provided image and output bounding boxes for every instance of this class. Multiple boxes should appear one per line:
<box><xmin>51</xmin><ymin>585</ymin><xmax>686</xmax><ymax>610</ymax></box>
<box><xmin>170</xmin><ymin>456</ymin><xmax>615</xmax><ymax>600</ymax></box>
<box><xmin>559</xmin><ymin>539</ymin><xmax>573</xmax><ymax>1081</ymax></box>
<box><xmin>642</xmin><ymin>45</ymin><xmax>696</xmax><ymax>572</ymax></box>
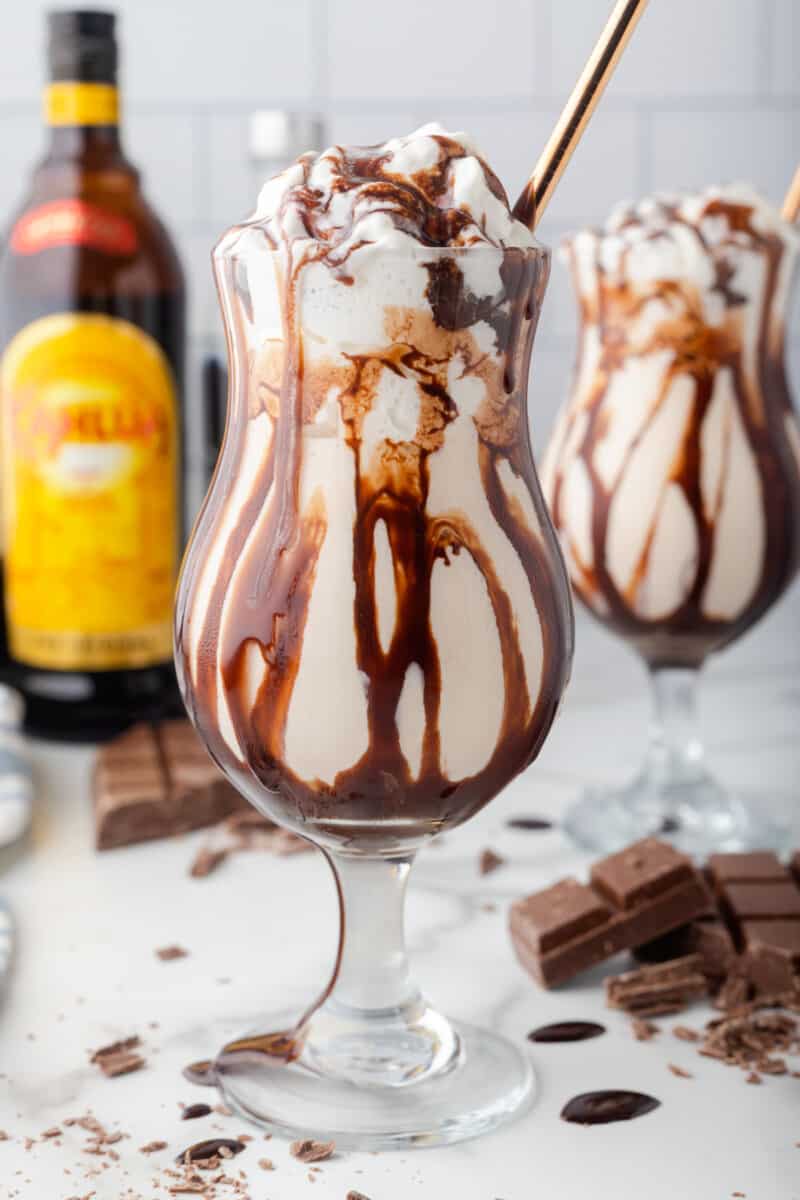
<box><xmin>0</xmin><ymin>313</ymin><xmax>178</xmax><ymax>671</ymax></box>
<box><xmin>45</xmin><ymin>82</ymin><xmax>119</xmax><ymax>127</ymax></box>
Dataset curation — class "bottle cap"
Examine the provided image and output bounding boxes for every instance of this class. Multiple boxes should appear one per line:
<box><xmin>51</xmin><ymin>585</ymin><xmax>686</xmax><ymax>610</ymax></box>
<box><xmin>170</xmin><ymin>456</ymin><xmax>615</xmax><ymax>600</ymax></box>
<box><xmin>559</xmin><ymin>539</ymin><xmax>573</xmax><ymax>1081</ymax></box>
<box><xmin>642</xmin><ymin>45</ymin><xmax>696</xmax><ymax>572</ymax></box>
<box><xmin>248</xmin><ymin>111</ymin><xmax>325</xmax><ymax>164</ymax></box>
<box><xmin>47</xmin><ymin>9</ymin><xmax>118</xmax><ymax>83</ymax></box>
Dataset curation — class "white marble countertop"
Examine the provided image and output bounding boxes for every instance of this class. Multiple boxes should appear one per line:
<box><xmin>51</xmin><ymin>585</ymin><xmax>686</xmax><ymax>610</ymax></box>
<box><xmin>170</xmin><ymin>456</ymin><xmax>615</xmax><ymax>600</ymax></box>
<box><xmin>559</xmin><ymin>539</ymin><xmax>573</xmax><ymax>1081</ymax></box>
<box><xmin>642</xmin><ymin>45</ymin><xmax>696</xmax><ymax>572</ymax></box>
<box><xmin>0</xmin><ymin>605</ymin><xmax>799</xmax><ymax>1200</ymax></box>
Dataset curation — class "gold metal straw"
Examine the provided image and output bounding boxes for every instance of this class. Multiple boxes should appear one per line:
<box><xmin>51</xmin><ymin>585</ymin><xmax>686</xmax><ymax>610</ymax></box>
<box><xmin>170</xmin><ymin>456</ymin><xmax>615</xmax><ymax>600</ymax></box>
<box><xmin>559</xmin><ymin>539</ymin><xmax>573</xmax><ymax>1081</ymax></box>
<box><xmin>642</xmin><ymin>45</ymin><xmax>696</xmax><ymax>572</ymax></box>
<box><xmin>781</xmin><ymin>166</ymin><xmax>800</xmax><ymax>223</ymax></box>
<box><xmin>514</xmin><ymin>0</ymin><xmax>649</xmax><ymax>231</ymax></box>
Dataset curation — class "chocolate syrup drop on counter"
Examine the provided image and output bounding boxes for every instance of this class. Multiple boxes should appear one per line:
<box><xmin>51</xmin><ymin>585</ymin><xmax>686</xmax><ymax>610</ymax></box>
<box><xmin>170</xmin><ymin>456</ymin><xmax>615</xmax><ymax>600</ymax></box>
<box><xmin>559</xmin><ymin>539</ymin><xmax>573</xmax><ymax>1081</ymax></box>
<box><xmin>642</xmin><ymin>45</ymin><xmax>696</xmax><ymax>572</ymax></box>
<box><xmin>181</xmin><ymin>1102</ymin><xmax>213</xmax><ymax>1120</ymax></box>
<box><xmin>528</xmin><ymin>1021</ymin><xmax>605</xmax><ymax>1043</ymax></box>
<box><xmin>561</xmin><ymin>1090</ymin><xmax>661</xmax><ymax>1125</ymax></box>
<box><xmin>176</xmin><ymin>1137</ymin><xmax>246</xmax><ymax>1164</ymax></box>
<box><xmin>507</xmin><ymin>815</ymin><xmax>554</xmax><ymax>832</ymax></box>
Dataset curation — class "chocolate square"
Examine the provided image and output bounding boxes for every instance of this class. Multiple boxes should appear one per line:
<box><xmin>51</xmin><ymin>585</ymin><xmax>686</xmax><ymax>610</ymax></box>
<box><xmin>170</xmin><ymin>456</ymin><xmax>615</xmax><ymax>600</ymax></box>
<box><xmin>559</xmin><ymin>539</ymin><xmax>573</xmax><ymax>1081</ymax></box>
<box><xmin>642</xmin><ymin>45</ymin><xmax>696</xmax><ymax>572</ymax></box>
<box><xmin>743</xmin><ymin>920</ymin><xmax>800</xmax><ymax>994</ymax></box>
<box><xmin>591</xmin><ymin>838</ymin><xmax>693</xmax><ymax>910</ymax></box>
<box><xmin>707</xmin><ymin>851</ymin><xmax>788</xmax><ymax>887</ymax></box>
<box><xmin>509</xmin><ymin>878</ymin><xmax>610</xmax><ymax>954</ymax></box>
<box><xmin>721</xmin><ymin>880</ymin><xmax>800</xmax><ymax>922</ymax></box>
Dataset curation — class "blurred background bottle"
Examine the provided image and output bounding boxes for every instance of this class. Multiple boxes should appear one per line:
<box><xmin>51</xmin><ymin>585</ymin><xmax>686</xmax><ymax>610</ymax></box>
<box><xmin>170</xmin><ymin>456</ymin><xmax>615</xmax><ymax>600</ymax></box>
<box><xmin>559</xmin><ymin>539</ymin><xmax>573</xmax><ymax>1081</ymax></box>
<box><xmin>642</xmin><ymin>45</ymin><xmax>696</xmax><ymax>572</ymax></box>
<box><xmin>199</xmin><ymin>110</ymin><xmax>324</xmax><ymax>488</ymax></box>
<box><xmin>0</xmin><ymin>10</ymin><xmax>186</xmax><ymax>740</ymax></box>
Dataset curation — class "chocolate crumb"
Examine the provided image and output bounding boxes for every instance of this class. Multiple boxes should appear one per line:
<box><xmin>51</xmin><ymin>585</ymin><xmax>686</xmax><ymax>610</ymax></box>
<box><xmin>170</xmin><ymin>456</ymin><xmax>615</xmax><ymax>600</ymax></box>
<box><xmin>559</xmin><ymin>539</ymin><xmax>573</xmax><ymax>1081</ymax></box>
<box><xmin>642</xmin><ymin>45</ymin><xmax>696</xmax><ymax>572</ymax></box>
<box><xmin>189</xmin><ymin>846</ymin><xmax>229</xmax><ymax>878</ymax></box>
<box><xmin>745</xmin><ymin>1071</ymin><xmax>761</xmax><ymax>1084</ymax></box>
<box><xmin>631</xmin><ymin>1017</ymin><xmax>659</xmax><ymax>1041</ymax></box>
<box><xmin>258</xmin><ymin>1158</ymin><xmax>275</xmax><ymax>1170</ymax></box>
<box><xmin>667</xmin><ymin>1063</ymin><xmax>693</xmax><ymax>1079</ymax></box>
<box><xmin>140</xmin><ymin>1140</ymin><xmax>168</xmax><ymax>1154</ymax></box>
<box><xmin>156</xmin><ymin>945</ymin><xmax>189</xmax><ymax>961</ymax></box>
<box><xmin>672</xmin><ymin>1025</ymin><xmax>700</xmax><ymax>1042</ymax></box>
<box><xmin>347</xmin><ymin>1192</ymin><xmax>373</xmax><ymax>1200</ymax></box>
<box><xmin>40</xmin><ymin>1127</ymin><xmax>61</xmax><ymax>1138</ymax></box>
<box><xmin>478</xmin><ymin>848</ymin><xmax>505</xmax><ymax>876</ymax></box>
<box><xmin>289</xmin><ymin>1139</ymin><xmax>335</xmax><ymax>1163</ymax></box>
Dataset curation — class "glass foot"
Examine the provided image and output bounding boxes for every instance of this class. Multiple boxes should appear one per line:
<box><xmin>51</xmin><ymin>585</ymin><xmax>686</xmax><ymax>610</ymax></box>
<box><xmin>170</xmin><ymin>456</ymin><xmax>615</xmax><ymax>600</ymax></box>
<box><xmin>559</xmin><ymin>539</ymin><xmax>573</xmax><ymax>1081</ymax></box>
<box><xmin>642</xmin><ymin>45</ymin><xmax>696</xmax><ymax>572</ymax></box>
<box><xmin>563</xmin><ymin>771</ymin><xmax>789</xmax><ymax>859</ymax></box>
<box><xmin>209</xmin><ymin>1009</ymin><xmax>535</xmax><ymax>1150</ymax></box>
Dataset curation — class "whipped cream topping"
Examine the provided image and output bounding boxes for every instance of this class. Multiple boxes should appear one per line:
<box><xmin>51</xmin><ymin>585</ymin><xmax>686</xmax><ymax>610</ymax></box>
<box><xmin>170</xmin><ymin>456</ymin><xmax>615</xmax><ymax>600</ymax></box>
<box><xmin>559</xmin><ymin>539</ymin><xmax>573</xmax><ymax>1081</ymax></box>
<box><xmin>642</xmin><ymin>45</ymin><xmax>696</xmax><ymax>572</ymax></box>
<box><xmin>543</xmin><ymin>184</ymin><xmax>800</xmax><ymax>666</ymax></box>
<box><xmin>253</xmin><ymin>123</ymin><xmax>536</xmax><ymax>258</ymax></box>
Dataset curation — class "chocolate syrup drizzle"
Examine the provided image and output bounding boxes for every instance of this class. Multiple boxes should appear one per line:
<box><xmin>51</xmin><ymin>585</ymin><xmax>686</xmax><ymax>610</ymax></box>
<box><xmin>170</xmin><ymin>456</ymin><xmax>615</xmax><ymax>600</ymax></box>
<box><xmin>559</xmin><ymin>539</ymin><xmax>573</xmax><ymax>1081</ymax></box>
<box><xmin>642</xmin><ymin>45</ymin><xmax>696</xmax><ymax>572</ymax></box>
<box><xmin>175</xmin><ymin>135</ymin><xmax>574</xmax><ymax>846</ymax></box>
<box><xmin>547</xmin><ymin>197</ymin><xmax>800</xmax><ymax>667</ymax></box>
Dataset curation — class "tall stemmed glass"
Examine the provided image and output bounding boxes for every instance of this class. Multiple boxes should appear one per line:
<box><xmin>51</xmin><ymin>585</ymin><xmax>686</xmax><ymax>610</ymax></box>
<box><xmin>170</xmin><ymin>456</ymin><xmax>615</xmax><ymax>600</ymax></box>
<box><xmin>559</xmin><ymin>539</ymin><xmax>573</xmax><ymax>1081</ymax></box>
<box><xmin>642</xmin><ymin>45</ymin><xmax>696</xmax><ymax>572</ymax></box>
<box><xmin>174</xmin><ymin>225</ymin><xmax>573</xmax><ymax>1147</ymax></box>
<box><xmin>542</xmin><ymin>189</ymin><xmax>800</xmax><ymax>857</ymax></box>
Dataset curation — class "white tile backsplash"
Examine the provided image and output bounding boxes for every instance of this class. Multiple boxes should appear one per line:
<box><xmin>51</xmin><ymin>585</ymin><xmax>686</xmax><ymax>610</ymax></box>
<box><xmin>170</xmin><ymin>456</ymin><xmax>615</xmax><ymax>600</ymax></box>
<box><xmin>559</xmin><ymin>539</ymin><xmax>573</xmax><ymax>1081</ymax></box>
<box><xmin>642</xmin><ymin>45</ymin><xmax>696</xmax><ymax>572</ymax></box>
<box><xmin>770</xmin><ymin>0</ymin><xmax>800</xmax><ymax>97</ymax></box>
<box><xmin>650</xmin><ymin>107</ymin><xmax>798</xmax><ymax>205</ymax></box>
<box><xmin>328</xmin><ymin>0</ymin><xmax>539</xmax><ymax>101</ymax></box>
<box><xmin>550</xmin><ymin>0</ymin><xmax>763</xmax><ymax>100</ymax></box>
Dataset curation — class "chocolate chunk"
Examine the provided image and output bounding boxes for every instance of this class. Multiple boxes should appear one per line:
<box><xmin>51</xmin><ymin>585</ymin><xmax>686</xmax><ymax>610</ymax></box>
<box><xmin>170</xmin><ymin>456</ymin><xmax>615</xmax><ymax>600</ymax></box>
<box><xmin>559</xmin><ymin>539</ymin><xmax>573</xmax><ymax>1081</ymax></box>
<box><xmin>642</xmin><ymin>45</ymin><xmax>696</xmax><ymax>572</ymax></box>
<box><xmin>636</xmin><ymin>851</ymin><xmax>800</xmax><ymax>1000</ymax></box>
<box><xmin>478</xmin><ymin>848</ymin><xmax>505</xmax><ymax>876</ymax></box>
<box><xmin>606</xmin><ymin>955</ymin><xmax>708</xmax><ymax>1015</ymax></box>
<box><xmin>720</xmin><ymin>880</ymin><xmax>800</xmax><ymax>924</ymax></box>
<box><xmin>509</xmin><ymin>839</ymin><xmax>711</xmax><ymax>988</ymax></box>
<box><xmin>177</xmin><ymin>1137</ymin><xmax>245</xmax><ymax>1164</ymax></box>
<box><xmin>560</xmin><ymin>1090</ymin><xmax>660</xmax><ymax>1125</ymax></box>
<box><xmin>707</xmin><ymin>851</ymin><xmax>788</xmax><ymax>887</ymax></box>
<box><xmin>743</xmin><ymin>921</ymin><xmax>800</xmax><ymax>994</ymax></box>
<box><xmin>591</xmin><ymin>838</ymin><xmax>694</xmax><ymax>910</ymax></box>
<box><xmin>289</xmin><ymin>1139</ymin><xmax>335</xmax><ymax>1163</ymax></box>
<box><xmin>95</xmin><ymin>720</ymin><xmax>247</xmax><ymax>850</ymax></box>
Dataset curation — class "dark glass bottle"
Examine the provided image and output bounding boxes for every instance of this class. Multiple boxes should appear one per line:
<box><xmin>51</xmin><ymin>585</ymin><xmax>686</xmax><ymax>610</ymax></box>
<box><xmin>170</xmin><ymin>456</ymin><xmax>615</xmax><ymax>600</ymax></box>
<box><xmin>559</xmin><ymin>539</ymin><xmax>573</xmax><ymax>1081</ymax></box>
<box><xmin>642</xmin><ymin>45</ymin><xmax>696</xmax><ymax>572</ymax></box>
<box><xmin>0</xmin><ymin>11</ymin><xmax>186</xmax><ymax>739</ymax></box>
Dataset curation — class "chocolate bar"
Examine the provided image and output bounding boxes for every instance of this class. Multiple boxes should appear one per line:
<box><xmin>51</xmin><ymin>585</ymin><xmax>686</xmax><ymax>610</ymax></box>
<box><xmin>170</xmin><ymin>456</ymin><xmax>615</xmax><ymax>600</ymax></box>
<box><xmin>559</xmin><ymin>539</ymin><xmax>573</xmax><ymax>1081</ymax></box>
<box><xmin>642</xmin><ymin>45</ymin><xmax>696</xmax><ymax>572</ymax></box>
<box><xmin>94</xmin><ymin>720</ymin><xmax>248</xmax><ymax>850</ymax></box>
<box><xmin>637</xmin><ymin>851</ymin><xmax>800</xmax><ymax>999</ymax></box>
<box><xmin>509</xmin><ymin>839</ymin><xmax>711</xmax><ymax>988</ymax></box>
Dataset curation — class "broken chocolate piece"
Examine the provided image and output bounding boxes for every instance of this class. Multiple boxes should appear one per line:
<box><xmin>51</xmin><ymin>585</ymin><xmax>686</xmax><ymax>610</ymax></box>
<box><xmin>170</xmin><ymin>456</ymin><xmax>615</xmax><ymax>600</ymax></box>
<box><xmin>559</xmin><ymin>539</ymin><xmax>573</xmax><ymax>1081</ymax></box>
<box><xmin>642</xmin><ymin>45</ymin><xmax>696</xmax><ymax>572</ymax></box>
<box><xmin>509</xmin><ymin>839</ymin><xmax>711</xmax><ymax>988</ymax></box>
<box><xmin>635</xmin><ymin>915</ymin><xmax>736</xmax><ymax>983</ymax></box>
<box><xmin>177</xmin><ymin>1138</ymin><xmax>245</xmax><ymax>1164</ymax></box>
<box><xmin>606</xmin><ymin>955</ymin><xmax>708</xmax><ymax>1015</ymax></box>
<box><xmin>290</xmin><ymin>1139</ymin><xmax>335</xmax><ymax>1163</ymax></box>
<box><xmin>90</xmin><ymin>1036</ymin><xmax>146</xmax><ymax>1078</ymax></box>
<box><xmin>95</xmin><ymin>720</ymin><xmax>247</xmax><ymax>850</ymax></box>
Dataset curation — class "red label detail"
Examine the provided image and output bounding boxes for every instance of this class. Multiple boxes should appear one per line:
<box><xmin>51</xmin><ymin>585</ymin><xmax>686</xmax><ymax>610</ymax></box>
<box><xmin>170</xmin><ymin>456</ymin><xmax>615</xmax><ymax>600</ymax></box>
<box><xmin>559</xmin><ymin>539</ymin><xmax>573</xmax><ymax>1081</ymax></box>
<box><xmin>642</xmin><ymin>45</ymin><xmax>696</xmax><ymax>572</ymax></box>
<box><xmin>10</xmin><ymin>200</ymin><xmax>137</xmax><ymax>257</ymax></box>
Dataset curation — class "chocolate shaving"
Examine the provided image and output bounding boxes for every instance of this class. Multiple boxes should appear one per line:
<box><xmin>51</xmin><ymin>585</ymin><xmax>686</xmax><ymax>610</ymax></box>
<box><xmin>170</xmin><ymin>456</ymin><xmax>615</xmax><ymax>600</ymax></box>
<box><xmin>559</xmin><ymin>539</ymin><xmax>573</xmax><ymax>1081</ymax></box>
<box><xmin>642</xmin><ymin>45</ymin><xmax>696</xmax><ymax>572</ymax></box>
<box><xmin>140</xmin><ymin>1140</ymin><xmax>168</xmax><ymax>1154</ymax></box>
<box><xmin>157</xmin><ymin>945</ymin><xmax>189</xmax><ymax>961</ymax></box>
<box><xmin>90</xmin><ymin>1036</ymin><xmax>145</xmax><ymax>1078</ymax></box>
<box><xmin>631</xmin><ymin>1017</ymin><xmax>659</xmax><ymax>1041</ymax></box>
<box><xmin>290</xmin><ymin>1138</ymin><xmax>335</xmax><ymax>1163</ymax></box>
<box><xmin>189</xmin><ymin>846</ymin><xmax>229</xmax><ymax>878</ymax></box>
<box><xmin>667</xmin><ymin>1063</ymin><xmax>693</xmax><ymax>1078</ymax></box>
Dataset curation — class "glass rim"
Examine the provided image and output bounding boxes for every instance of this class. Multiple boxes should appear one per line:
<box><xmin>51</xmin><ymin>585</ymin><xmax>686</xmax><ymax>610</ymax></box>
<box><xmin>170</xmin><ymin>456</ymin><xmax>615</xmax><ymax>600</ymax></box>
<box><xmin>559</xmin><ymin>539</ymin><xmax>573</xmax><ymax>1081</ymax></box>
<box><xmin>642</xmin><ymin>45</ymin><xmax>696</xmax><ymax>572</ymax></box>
<box><xmin>214</xmin><ymin>222</ymin><xmax>549</xmax><ymax>262</ymax></box>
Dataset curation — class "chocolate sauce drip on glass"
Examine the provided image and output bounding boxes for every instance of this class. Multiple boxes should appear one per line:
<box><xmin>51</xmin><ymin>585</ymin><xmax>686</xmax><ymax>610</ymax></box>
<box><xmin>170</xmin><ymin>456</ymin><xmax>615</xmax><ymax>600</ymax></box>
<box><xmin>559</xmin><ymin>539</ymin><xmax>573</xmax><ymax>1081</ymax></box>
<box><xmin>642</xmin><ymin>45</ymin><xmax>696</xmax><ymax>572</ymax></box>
<box><xmin>561</xmin><ymin>1089</ymin><xmax>661</xmax><ymax>1124</ymax></box>
<box><xmin>550</xmin><ymin>198</ymin><xmax>800</xmax><ymax>668</ymax></box>
<box><xmin>175</xmin><ymin>134</ymin><xmax>573</xmax><ymax>849</ymax></box>
<box><xmin>528</xmin><ymin>1020</ymin><xmax>605</xmax><ymax>1042</ymax></box>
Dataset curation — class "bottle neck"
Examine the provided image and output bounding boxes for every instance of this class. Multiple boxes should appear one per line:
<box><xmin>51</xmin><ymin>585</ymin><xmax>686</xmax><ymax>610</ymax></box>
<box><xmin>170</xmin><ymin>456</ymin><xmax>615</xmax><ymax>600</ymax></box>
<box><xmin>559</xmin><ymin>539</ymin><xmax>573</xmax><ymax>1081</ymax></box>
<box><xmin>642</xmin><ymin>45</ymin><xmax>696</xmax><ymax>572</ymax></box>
<box><xmin>43</xmin><ymin>80</ymin><xmax>124</xmax><ymax>164</ymax></box>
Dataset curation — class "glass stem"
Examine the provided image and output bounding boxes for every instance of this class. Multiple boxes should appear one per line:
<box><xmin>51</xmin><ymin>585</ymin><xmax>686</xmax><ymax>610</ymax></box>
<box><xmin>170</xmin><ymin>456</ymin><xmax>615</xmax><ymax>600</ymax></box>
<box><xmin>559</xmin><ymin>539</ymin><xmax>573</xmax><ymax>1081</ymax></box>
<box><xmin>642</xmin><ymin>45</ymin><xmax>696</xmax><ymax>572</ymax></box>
<box><xmin>324</xmin><ymin>852</ymin><xmax>423</xmax><ymax>1018</ymax></box>
<box><xmin>646</xmin><ymin>666</ymin><xmax>705</xmax><ymax>790</ymax></box>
